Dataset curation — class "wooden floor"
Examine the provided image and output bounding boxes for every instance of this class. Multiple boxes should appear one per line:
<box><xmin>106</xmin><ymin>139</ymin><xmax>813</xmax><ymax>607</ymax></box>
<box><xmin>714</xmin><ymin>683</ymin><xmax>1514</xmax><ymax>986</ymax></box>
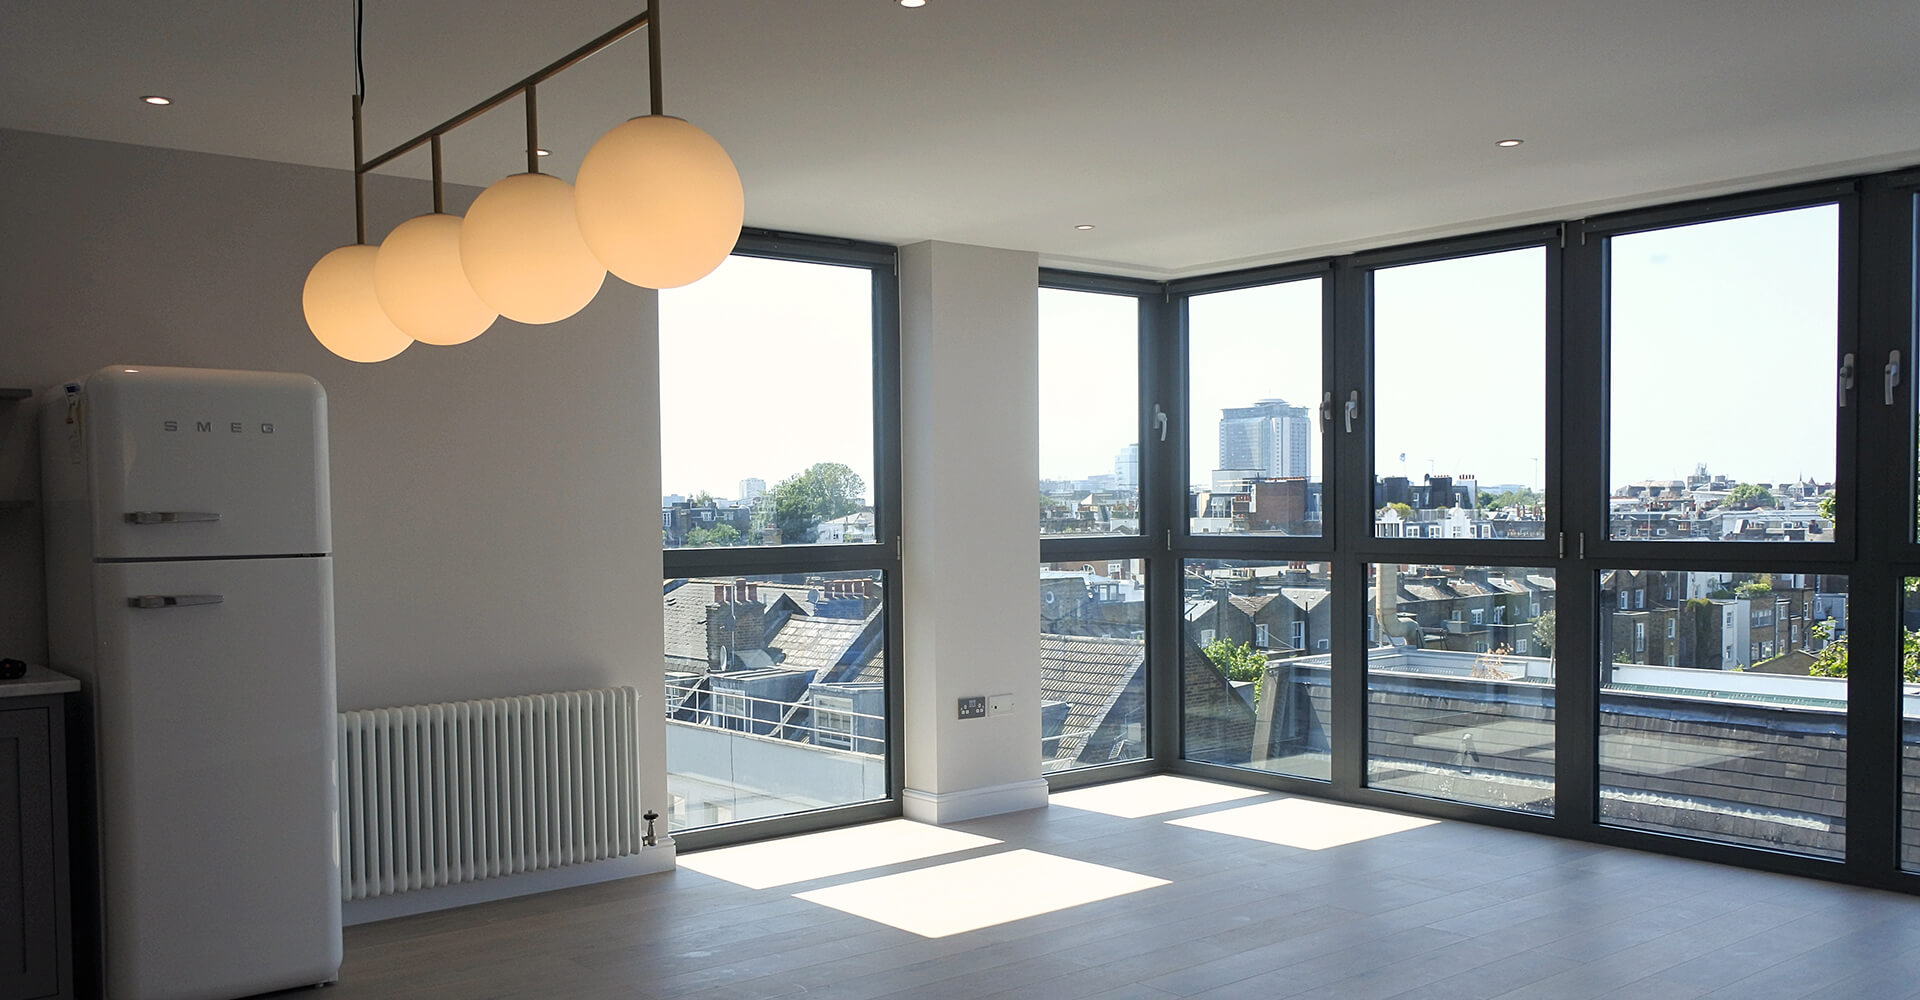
<box><xmin>319</xmin><ymin>777</ymin><xmax>1920</xmax><ymax>1000</ymax></box>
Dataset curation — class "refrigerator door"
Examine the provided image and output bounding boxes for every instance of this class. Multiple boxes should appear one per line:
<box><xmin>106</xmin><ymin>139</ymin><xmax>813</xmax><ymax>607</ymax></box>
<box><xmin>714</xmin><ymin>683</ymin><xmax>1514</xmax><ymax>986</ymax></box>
<box><xmin>76</xmin><ymin>367</ymin><xmax>330</xmax><ymax>560</ymax></box>
<box><xmin>91</xmin><ymin>557</ymin><xmax>341</xmax><ymax>1000</ymax></box>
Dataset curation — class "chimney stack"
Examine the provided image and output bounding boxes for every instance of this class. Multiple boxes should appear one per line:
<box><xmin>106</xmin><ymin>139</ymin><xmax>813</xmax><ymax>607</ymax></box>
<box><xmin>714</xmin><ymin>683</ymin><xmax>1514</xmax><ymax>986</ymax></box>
<box><xmin>713</xmin><ymin>585</ymin><xmax>727</xmax><ymax>604</ymax></box>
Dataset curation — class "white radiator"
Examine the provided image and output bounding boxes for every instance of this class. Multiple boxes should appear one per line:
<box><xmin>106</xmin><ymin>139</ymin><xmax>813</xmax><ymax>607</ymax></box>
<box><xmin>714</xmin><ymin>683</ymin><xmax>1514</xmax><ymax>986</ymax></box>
<box><xmin>337</xmin><ymin>687</ymin><xmax>645</xmax><ymax>902</ymax></box>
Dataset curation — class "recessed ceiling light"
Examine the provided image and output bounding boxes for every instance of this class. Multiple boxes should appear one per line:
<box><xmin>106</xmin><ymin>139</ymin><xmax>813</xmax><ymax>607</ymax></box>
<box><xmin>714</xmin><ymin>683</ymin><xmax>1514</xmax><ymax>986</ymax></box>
<box><xmin>141</xmin><ymin>95</ymin><xmax>172</xmax><ymax>106</ymax></box>
<box><xmin>1495</xmin><ymin>138</ymin><xmax>1524</xmax><ymax>147</ymax></box>
<box><xmin>1074</xmin><ymin>224</ymin><xmax>1095</xmax><ymax>231</ymax></box>
<box><xmin>535</xmin><ymin>147</ymin><xmax>552</xmax><ymax>157</ymax></box>
<box><xmin>898</xmin><ymin>0</ymin><xmax>927</xmax><ymax>7</ymax></box>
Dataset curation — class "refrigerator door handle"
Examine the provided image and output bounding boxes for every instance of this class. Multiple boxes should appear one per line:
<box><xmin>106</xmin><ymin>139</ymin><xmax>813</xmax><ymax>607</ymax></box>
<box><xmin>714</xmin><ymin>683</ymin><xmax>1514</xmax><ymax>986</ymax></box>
<box><xmin>125</xmin><ymin>510</ymin><xmax>223</xmax><ymax>524</ymax></box>
<box><xmin>127</xmin><ymin>594</ymin><xmax>225</xmax><ymax>609</ymax></box>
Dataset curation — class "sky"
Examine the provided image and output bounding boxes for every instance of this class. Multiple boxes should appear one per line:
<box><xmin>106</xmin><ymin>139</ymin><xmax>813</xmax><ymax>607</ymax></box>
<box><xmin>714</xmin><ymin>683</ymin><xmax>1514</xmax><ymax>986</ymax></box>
<box><xmin>658</xmin><ymin>254</ymin><xmax>875</xmax><ymax>502</ymax></box>
<box><xmin>1040</xmin><ymin>203</ymin><xmax>1840</xmax><ymax>494</ymax></box>
<box><xmin>1608</xmin><ymin>204</ymin><xmax>1837</xmax><ymax>487</ymax></box>
<box><xmin>1038</xmin><ymin>288</ymin><xmax>1139</xmax><ymax>481</ymax></box>
<box><xmin>663</xmin><ymin>204</ymin><xmax>1840</xmax><ymax>504</ymax></box>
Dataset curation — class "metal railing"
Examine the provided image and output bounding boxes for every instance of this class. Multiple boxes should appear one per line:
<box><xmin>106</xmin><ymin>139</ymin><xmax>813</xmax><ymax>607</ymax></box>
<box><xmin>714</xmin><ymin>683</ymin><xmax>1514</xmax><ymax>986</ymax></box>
<box><xmin>665</xmin><ymin>679</ymin><xmax>886</xmax><ymax>756</ymax></box>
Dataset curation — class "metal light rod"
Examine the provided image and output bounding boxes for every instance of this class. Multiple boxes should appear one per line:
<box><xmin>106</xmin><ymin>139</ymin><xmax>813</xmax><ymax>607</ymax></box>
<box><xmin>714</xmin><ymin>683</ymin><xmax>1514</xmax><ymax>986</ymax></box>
<box><xmin>357</xmin><ymin>6</ymin><xmax>655</xmax><ymax>176</ymax></box>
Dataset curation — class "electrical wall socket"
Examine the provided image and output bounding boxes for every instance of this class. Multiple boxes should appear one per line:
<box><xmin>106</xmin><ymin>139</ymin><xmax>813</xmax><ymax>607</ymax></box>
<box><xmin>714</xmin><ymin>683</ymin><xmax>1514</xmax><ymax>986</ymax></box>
<box><xmin>988</xmin><ymin>693</ymin><xmax>1014</xmax><ymax>716</ymax></box>
<box><xmin>958</xmin><ymin>696</ymin><xmax>986</xmax><ymax>719</ymax></box>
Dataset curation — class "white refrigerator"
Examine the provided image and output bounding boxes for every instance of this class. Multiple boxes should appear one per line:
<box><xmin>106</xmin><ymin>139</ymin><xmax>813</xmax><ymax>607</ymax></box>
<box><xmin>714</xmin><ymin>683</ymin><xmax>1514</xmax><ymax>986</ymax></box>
<box><xmin>41</xmin><ymin>366</ymin><xmax>342</xmax><ymax>1000</ymax></box>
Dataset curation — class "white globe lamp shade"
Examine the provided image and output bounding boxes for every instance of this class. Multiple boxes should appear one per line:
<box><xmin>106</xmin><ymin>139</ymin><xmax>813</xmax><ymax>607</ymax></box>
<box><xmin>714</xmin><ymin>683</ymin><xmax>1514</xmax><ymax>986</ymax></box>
<box><xmin>303</xmin><ymin>245</ymin><xmax>413</xmax><ymax>363</ymax></box>
<box><xmin>460</xmin><ymin>173</ymin><xmax>606</xmax><ymax>324</ymax></box>
<box><xmin>373</xmin><ymin>213</ymin><xmax>498</xmax><ymax>345</ymax></box>
<box><xmin>575</xmin><ymin>115</ymin><xmax>744</xmax><ymax>289</ymax></box>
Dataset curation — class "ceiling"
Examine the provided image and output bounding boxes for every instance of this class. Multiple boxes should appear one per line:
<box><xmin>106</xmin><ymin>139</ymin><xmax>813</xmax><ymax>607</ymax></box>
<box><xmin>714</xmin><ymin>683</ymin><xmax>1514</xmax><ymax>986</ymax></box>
<box><xmin>7</xmin><ymin>0</ymin><xmax>1920</xmax><ymax>279</ymax></box>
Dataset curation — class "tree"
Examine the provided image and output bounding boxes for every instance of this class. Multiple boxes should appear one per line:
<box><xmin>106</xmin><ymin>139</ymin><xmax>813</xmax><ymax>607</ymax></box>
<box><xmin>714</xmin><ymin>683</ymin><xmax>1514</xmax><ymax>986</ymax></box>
<box><xmin>770</xmin><ymin>463</ymin><xmax>866</xmax><ymax>544</ymax></box>
<box><xmin>688</xmin><ymin>490</ymin><xmax>715</xmax><ymax>507</ymax></box>
<box><xmin>1807</xmin><ymin>619</ymin><xmax>1920</xmax><ymax>683</ymax></box>
<box><xmin>684</xmin><ymin>524</ymin><xmax>740</xmax><ymax>547</ymax></box>
<box><xmin>1202</xmin><ymin>638</ymin><xmax>1266</xmax><ymax>683</ymax></box>
<box><xmin>1382</xmin><ymin>502</ymin><xmax>1414</xmax><ymax>519</ymax></box>
<box><xmin>1479</xmin><ymin>488</ymin><xmax>1543</xmax><ymax>511</ymax></box>
<box><xmin>1532</xmin><ymin>610</ymin><xmax>1556</xmax><ymax>654</ymax></box>
<box><xmin>1724</xmin><ymin>483</ymin><xmax>1777</xmax><ymax>510</ymax></box>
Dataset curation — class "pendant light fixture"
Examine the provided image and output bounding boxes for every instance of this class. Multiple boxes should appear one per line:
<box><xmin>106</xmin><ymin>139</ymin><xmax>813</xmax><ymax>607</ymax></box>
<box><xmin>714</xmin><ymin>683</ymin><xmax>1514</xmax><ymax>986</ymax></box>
<box><xmin>576</xmin><ymin>115</ymin><xmax>744</xmax><ymax>290</ymax></box>
<box><xmin>459</xmin><ymin>85</ymin><xmax>606</xmax><ymax>324</ymax></box>
<box><xmin>303</xmin><ymin>79</ymin><xmax>412</xmax><ymax>363</ymax></box>
<box><xmin>374</xmin><ymin>136</ymin><xmax>498</xmax><ymax>346</ymax></box>
<box><xmin>304</xmin><ymin>1</ymin><xmax>742</xmax><ymax>361</ymax></box>
<box><xmin>304</xmin><ymin>243</ymin><xmax>413</xmax><ymax>363</ymax></box>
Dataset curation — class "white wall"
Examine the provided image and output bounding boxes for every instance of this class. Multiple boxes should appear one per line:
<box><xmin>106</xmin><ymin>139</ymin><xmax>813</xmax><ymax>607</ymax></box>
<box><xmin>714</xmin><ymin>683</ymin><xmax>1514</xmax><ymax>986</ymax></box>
<box><xmin>898</xmin><ymin>240</ymin><xmax>1046</xmax><ymax>823</ymax></box>
<box><xmin>0</xmin><ymin>129</ymin><xmax>666</xmax><ymax>819</ymax></box>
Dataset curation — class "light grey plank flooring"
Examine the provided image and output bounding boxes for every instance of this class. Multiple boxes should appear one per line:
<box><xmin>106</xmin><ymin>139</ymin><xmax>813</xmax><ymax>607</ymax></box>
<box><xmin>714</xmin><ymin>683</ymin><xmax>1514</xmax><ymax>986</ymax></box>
<box><xmin>301</xmin><ymin>780</ymin><xmax>1920</xmax><ymax>1000</ymax></box>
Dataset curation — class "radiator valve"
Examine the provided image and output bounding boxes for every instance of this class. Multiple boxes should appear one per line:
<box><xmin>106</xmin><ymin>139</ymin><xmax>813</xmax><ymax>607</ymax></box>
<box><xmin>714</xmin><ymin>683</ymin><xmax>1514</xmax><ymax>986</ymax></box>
<box><xmin>643</xmin><ymin>810</ymin><xmax>659</xmax><ymax>847</ymax></box>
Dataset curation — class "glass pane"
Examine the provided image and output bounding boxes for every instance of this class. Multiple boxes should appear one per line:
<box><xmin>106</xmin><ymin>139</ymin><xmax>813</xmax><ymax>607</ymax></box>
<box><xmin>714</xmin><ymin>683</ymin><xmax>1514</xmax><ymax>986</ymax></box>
<box><xmin>1373</xmin><ymin>249</ymin><xmax>1547</xmax><ymax>540</ymax></box>
<box><xmin>1598</xmin><ymin>569</ymin><xmax>1847</xmax><ymax>858</ymax></box>
<box><xmin>660</xmin><ymin>255</ymin><xmax>875</xmax><ymax>548</ymax></box>
<box><xmin>1039</xmin><ymin>559</ymin><xmax>1147</xmax><ymax>772</ymax></box>
<box><xmin>1904</xmin><ymin>578</ymin><xmax>1920</xmax><ymax>872</ymax></box>
<box><xmin>1366</xmin><ymin>564</ymin><xmax>1556</xmax><ymax>814</ymax></box>
<box><xmin>1608</xmin><ymin>206</ymin><xmax>1838</xmax><ymax>542</ymax></box>
<box><xmin>1039</xmin><ymin>288</ymin><xmax>1140</xmax><ymax>536</ymax></box>
<box><xmin>1181</xmin><ymin>559</ymin><xmax>1332</xmax><ymax>780</ymax></box>
<box><xmin>1187</xmin><ymin>280</ymin><xmax>1322</xmax><ymax>537</ymax></box>
<box><xmin>663</xmin><ymin>571</ymin><xmax>887</xmax><ymax>831</ymax></box>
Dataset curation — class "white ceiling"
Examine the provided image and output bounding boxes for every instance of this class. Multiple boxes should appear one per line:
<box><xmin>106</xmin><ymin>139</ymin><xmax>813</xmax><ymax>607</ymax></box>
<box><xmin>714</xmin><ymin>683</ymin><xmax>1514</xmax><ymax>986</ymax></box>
<box><xmin>7</xmin><ymin>0</ymin><xmax>1920</xmax><ymax>278</ymax></box>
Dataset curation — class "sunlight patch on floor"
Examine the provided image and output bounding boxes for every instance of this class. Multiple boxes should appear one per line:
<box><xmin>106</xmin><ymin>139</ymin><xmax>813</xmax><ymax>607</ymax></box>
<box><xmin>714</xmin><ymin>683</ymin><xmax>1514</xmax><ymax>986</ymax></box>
<box><xmin>678</xmin><ymin>819</ymin><xmax>1000</xmax><ymax>889</ymax></box>
<box><xmin>1166</xmin><ymin>796</ymin><xmax>1439</xmax><ymax>850</ymax></box>
<box><xmin>1049</xmin><ymin>774</ymin><xmax>1267</xmax><ymax>819</ymax></box>
<box><xmin>793</xmin><ymin>849</ymin><xmax>1169</xmax><ymax>938</ymax></box>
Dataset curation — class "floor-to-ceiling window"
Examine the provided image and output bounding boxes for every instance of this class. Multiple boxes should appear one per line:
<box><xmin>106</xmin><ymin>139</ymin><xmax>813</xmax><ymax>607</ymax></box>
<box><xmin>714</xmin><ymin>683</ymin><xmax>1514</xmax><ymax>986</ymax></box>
<box><xmin>1586</xmin><ymin>200</ymin><xmax>1850</xmax><ymax>859</ymax></box>
<box><xmin>1113</xmin><ymin>168</ymin><xmax>1920</xmax><ymax>894</ymax></box>
<box><xmin>658</xmin><ymin>234</ymin><xmax>901</xmax><ymax>841</ymax></box>
<box><xmin>1038</xmin><ymin>274</ymin><xmax>1156</xmax><ymax>779</ymax></box>
<box><xmin>1170</xmin><ymin>267</ymin><xmax>1336</xmax><ymax>779</ymax></box>
<box><xmin>1889</xmin><ymin>176</ymin><xmax>1920</xmax><ymax>876</ymax></box>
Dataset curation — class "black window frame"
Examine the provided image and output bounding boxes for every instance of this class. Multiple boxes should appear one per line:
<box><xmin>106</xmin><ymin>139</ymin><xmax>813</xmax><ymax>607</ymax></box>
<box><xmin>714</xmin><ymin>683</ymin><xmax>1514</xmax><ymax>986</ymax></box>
<box><xmin>1037</xmin><ymin>268</ymin><xmax>1163</xmax><ymax>789</ymax></box>
<box><xmin>661</xmin><ymin>229</ymin><xmax>905</xmax><ymax>851</ymax></box>
<box><xmin>1079</xmin><ymin>167</ymin><xmax>1920</xmax><ymax>895</ymax></box>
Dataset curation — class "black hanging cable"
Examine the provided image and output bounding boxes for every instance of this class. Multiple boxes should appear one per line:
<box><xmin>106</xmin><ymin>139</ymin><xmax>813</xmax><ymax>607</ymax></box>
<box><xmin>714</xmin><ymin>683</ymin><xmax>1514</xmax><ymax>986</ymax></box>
<box><xmin>351</xmin><ymin>0</ymin><xmax>367</xmax><ymax>243</ymax></box>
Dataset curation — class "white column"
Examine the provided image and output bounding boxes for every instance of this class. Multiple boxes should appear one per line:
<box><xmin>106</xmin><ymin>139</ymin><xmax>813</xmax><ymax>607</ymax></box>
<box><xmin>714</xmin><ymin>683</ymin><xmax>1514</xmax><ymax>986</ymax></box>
<box><xmin>898</xmin><ymin>240</ymin><xmax>1046</xmax><ymax>824</ymax></box>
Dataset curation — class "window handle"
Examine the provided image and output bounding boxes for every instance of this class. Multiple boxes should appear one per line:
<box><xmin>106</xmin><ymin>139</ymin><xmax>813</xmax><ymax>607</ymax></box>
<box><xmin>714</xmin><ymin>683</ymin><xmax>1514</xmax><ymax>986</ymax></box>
<box><xmin>1839</xmin><ymin>353</ymin><xmax>1855</xmax><ymax>407</ymax></box>
<box><xmin>1886</xmin><ymin>350</ymin><xmax>1902</xmax><ymax>407</ymax></box>
<box><xmin>1320</xmin><ymin>391</ymin><xmax>1333</xmax><ymax>425</ymax></box>
<box><xmin>1152</xmin><ymin>404</ymin><xmax>1168</xmax><ymax>442</ymax></box>
<box><xmin>1344</xmin><ymin>391</ymin><xmax>1360</xmax><ymax>434</ymax></box>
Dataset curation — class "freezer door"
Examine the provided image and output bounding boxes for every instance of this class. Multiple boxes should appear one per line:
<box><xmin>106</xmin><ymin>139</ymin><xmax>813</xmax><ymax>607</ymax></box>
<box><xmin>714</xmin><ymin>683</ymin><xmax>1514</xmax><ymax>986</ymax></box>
<box><xmin>91</xmin><ymin>557</ymin><xmax>341</xmax><ymax>1000</ymax></box>
<box><xmin>78</xmin><ymin>366</ymin><xmax>330</xmax><ymax>559</ymax></box>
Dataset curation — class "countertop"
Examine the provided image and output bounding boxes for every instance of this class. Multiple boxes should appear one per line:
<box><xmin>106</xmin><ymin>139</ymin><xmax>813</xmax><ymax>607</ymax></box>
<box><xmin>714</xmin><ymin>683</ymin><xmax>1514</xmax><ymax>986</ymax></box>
<box><xmin>0</xmin><ymin>664</ymin><xmax>81</xmax><ymax>699</ymax></box>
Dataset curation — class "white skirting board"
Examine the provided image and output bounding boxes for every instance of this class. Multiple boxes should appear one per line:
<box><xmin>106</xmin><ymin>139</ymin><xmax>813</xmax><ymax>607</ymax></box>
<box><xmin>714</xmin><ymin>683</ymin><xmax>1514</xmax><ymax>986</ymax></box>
<box><xmin>903</xmin><ymin>778</ymin><xmax>1049</xmax><ymax>825</ymax></box>
<box><xmin>342</xmin><ymin>841</ymin><xmax>677</xmax><ymax>926</ymax></box>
